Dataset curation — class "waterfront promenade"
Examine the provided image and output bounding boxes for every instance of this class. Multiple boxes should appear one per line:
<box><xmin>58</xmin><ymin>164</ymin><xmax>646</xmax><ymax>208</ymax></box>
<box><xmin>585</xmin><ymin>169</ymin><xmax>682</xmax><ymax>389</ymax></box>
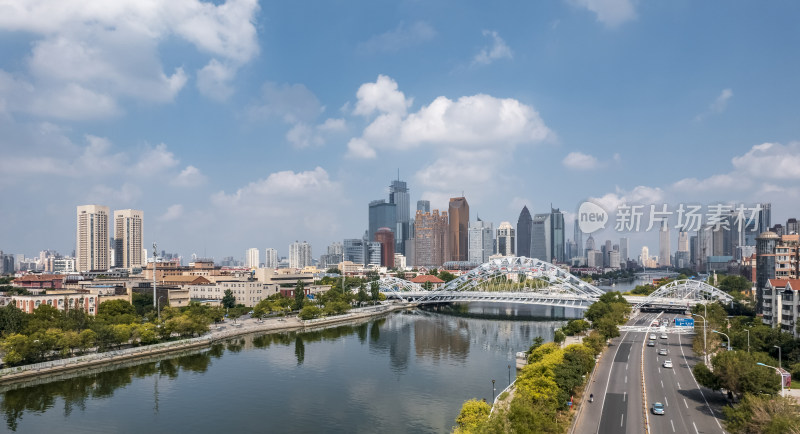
<box><xmin>0</xmin><ymin>303</ymin><xmax>412</xmax><ymax>384</ymax></box>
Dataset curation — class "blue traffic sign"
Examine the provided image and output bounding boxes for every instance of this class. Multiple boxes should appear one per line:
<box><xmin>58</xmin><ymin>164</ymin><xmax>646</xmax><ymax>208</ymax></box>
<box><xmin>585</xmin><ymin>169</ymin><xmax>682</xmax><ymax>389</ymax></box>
<box><xmin>675</xmin><ymin>318</ymin><xmax>694</xmax><ymax>327</ymax></box>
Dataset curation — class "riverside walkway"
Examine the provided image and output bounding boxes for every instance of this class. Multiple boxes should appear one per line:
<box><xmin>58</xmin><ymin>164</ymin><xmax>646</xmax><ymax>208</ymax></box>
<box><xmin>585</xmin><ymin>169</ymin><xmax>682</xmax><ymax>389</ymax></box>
<box><xmin>0</xmin><ymin>303</ymin><xmax>412</xmax><ymax>384</ymax></box>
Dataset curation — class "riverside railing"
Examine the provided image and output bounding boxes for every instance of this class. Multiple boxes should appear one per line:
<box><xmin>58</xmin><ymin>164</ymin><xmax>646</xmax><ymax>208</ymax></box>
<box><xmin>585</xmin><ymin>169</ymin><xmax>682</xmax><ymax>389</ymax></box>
<box><xmin>0</xmin><ymin>335</ymin><xmax>213</xmax><ymax>378</ymax></box>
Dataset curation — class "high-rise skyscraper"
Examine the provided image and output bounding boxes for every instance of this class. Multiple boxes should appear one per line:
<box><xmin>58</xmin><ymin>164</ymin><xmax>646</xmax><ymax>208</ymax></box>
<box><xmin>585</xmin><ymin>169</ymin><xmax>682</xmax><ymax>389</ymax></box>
<box><xmin>619</xmin><ymin>237</ymin><xmax>629</xmax><ymax>262</ymax></box>
<box><xmin>417</xmin><ymin>200</ymin><xmax>430</xmax><ymax>213</ymax></box>
<box><xmin>787</xmin><ymin>218</ymin><xmax>799</xmax><ymax>235</ymax></box>
<box><xmin>246</xmin><ymin>248</ymin><xmax>260</xmax><ymax>268</ymax></box>
<box><xmin>659</xmin><ymin>219</ymin><xmax>671</xmax><ymax>267</ymax></box>
<box><xmin>756</xmin><ymin>231</ymin><xmax>778</xmax><ymax>316</ymax></box>
<box><xmin>468</xmin><ymin>218</ymin><xmax>494</xmax><ymax>263</ymax></box>
<box><xmin>414</xmin><ymin>209</ymin><xmax>448</xmax><ymax>266</ymax></box>
<box><xmin>264</xmin><ymin>248</ymin><xmax>278</xmax><ymax>268</ymax></box>
<box><xmin>531</xmin><ymin>208</ymin><xmax>565</xmax><ymax>263</ymax></box>
<box><xmin>574</xmin><ymin>218</ymin><xmax>583</xmax><ymax>257</ymax></box>
<box><xmin>389</xmin><ymin>179</ymin><xmax>410</xmax><ymax>255</ymax></box>
<box><xmin>516</xmin><ymin>206</ymin><xmax>532</xmax><ymax>258</ymax></box>
<box><xmin>496</xmin><ymin>222</ymin><xmax>515</xmax><ymax>256</ymax></box>
<box><xmin>448</xmin><ymin>197</ymin><xmax>469</xmax><ymax>262</ymax></box>
<box><xmin>289</xmin><ymin>241</ymin><xmax>312</xmax><ymax>269</ymax></box>
<box><xmin>375</xmin><ymin>227</ymin><xmax>395</xmax><ymax>268</ymax></box>
<box><xmin>640</xmin><ymin>246</ymin><xmax>650</xmax><ymax>267</ymax></box>
<box><xmin>759</xmin><ymin>203</ymin><xmax>772</xmax><ymax>234</ymax></box>
<box><xmin>368</xmin><ymin>200</ymin><xmax>396</xmax><ymax>243</ymax></box>
<box><xmin>113</xmin><ymin>209</ymin><xmax>143</xmax><ymax>270</ymax></box>
<box><xmin>77</xmin><ymin>204</ymin><xmax>110</xmax><ymax>272</ymax></box>
<box><xmin>343</xmin><ymin>239</ymin><xmax>366</xmax><ymax>265</ymax></box>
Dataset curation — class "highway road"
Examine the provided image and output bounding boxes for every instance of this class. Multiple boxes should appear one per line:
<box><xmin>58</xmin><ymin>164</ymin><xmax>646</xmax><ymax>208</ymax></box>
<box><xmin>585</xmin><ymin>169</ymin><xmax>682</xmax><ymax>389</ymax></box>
<box><xmin>643</xmin><ymin>314</ymin><xmax>727</xmax><ymax>434</ymax></box>
<box><xmin>573</xmin><ymin>312</ymin><xmax>727</xmax><ymax>434</ymax></box>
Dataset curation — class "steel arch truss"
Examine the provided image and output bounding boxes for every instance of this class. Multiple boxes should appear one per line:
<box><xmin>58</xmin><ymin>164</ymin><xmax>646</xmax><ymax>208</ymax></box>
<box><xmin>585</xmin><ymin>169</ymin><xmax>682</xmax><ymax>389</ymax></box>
<box><xmin>378</xmin><ymin>276</ymin><xmax>424</xmax><ymax>299</ymax></box>
<box><xmin>632</xmin><ymin>279</ymin><xmax>733</xmax><ymax>310</ymax></box>
<box><xmin>417</xmin><ymin>256</ymin><xmax>605</xmax><ymax>304</ymax></box>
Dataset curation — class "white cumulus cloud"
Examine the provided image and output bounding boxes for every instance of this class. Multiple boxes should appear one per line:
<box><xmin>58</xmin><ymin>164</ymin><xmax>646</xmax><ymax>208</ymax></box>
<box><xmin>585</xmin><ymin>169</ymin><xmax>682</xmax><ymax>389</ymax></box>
<box><xmin>695</xmin><ymin>88</ymin><xmax>733</xmax><ymax>121</ymax></box>
<box><xmin>0</xmin><ymin>0</ymin><xmax>260</xmax><ymax>118</ymax></box>
<box><xmin>568</xmin><ymin>0</ymin><xmax>637</xmax><ymax>27</ymax></box>
<box><xmin>563</xmin><ymin>152</ymin><xmax>599</xmax><ymax>170</ymax></box>
<box><xmin>353</xmin><ymin>75</ymin><xmax>412</xmax><ymax>118</ymax></box>
<box><xmin>172</xmin><ymin>165</ymin><xmax>207</xmax><ymax>187</ymax></box>
<box><xmin>159</xmin><ymin>204</ymin><xmax>185</xmax><ymax>222</ymax></box>
<box><xmin>197</xmin><ymin>59</ymin><xmax>236</xmax><ymax>101</ymax></box>
<box><xmin>472</xmin><ymin>30</ymin><xmax>513</xmax><ymax>66</ymax></box>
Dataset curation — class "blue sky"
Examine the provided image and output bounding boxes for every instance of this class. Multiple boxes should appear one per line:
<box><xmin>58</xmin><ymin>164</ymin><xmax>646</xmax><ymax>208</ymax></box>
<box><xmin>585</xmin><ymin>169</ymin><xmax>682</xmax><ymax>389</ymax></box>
<box><xmin>1</xmin><ymin>0</ymin><xmax>799</xmax><ymax>261</ymax></box>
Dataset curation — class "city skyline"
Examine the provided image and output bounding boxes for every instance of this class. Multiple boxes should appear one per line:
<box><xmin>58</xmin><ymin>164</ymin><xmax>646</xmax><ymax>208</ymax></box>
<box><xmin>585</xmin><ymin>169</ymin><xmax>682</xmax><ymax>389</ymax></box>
<box><xmin>1</xmin><ymin>2</ymin><xmax>799</xmax><ymax>262</ymax></box>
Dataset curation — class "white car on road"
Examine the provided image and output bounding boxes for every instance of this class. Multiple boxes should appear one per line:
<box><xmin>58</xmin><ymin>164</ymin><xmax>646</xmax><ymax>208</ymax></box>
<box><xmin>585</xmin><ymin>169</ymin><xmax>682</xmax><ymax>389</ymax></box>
<box><xmin>663</xmin><ymin>359</ymin><xmax>673</xmax><ymax>368</ymax></box>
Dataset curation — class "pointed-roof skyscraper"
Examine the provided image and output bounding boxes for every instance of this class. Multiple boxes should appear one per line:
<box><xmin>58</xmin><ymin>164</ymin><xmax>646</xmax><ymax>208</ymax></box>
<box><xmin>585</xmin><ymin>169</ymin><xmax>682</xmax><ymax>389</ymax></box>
<box><xmin>517</xmin><ymin>206</ymin><xmax>532</xmax><ymax>257</ymax></box>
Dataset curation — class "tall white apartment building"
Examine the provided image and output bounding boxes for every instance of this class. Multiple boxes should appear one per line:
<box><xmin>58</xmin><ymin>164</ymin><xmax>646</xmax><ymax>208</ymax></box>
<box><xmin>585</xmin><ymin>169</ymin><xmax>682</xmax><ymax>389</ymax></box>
<box><xmin>114</xmin><ymin>209</ymin><xmax>143</xmax><ymax>270</ymax></box>
<box><xmin>77</xmin><ymin>205</ymin><xmax>110</xmax><ymax>272</ymax></box>
<box><xmin>289</xmin><ymin>241</ymin><xmax>312</xmax><ymax>269</ymax></box>
<box><xmin>264</xmin><ymin>248</ymin><xmax>278</xmax><ymax>269</ymax></box>
<box><xmin>246</xmin><ymin>248</ymin><xmax>260</xmax><ymax>268</ymax></box>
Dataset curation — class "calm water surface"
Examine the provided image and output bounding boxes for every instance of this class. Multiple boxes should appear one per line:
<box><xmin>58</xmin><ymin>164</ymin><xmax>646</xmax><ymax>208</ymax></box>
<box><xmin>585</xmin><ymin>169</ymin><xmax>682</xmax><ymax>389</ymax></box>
<box><xmin>0</xmin><ymin>309</ymin><xmax>566</xmax><ymax>433</ymax></box>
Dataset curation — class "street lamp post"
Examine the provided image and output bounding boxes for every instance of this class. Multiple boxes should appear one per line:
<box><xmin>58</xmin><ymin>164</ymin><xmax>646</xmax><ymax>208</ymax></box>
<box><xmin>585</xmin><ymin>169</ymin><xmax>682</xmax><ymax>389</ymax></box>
<box><xmin>756</xmin><ymin>362</ymin><xmax>785</xmax><ymax>397</ymax></box>
<box><xmin>508</xmin><ymin>364</ymin><xmax>512</xmax><ymax>386</ymax></box>
<box><xmin>743</xmin><ymin>329</ymin><xmax>750</xmax><ymax>353</ymax></box>
<box><xmin>692</xmin><ymin>313</ymin><xmax>708</xmax><ymax>366</ymax></box>
<box><xmin>712</xmin><ymin>330</ymin><xmax>731</xmax><ymax>352</ymax></box>
<box><xmin>774</xmin><ymin>345</ymin><xmax>782</xmax><ymax>370</ymax></box>
<box><xmin>492</xmin><ymin>379</ymin><xmax>496</xmax><ymax>402</ymax></box>
<box><xmin>152</xmin><ymin>242</ymin><xmax>158</xmax><ymax>309</ymax></box>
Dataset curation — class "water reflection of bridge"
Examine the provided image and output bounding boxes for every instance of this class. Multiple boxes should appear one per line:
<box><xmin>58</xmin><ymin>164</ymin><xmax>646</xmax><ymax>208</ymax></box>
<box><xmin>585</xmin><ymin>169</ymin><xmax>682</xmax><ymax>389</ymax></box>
<box><xmin>379</xmin><ymin>257</ymin><xmax>733</xmax><ymax>311</ymax></box>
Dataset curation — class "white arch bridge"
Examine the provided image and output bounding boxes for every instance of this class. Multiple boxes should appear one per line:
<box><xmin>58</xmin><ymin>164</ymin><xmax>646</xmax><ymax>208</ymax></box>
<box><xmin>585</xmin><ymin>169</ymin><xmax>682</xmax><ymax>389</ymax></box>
<box><xmin>378</xmin><ymin>257</ymin><xmax>733</xmax><ymax>310</ymax></box>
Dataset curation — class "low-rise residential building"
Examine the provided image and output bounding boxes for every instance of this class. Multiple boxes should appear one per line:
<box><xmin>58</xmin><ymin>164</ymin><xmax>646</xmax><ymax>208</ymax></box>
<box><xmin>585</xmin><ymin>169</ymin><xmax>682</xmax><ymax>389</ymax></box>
<box><xmin>763</xmin><ymin>279</ymin><xmax>800</xmax><ymax>338</ymax></box>
<box><xmin>13</xmin><ymin>274</ymin><xmax>64</xmax><ymax>289</ymax></box>
<box><xmin>409</xmin><ymin>274</ymin><xmax>445</xmax><ymax>289</ymax></box>
<box><xmin>253</xmin><ymin>268</ymin><xmax>314</xmax><ymax>287</ymax></box>
<box><xmin>13</xmin><ymin>286</ymin><xmax>129</xmax><ymax>315</ymax></box>
<box><xmin>188</xmin><ymin>281</ymin><xmax>281</xmax><ymax>307</ymax></box>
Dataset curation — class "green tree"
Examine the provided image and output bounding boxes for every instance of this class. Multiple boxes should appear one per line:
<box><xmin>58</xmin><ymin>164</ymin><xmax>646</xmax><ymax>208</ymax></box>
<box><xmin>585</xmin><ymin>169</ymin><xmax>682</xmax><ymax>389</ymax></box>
<box><xmin>553</xmin><ymin>330</ymin><xmax>566</xmax><ymax>345</ymax></box>
<box><xmin>0</xmin><ymin>334</ymin><xmax>33</xmax><ymax>365</ymax></box>
<box><xmin>454</xmin><ymin>399</ymin><xmax>491</xmax><ymax>432</ymax></box>
<box><xmin>369</xmin><ymin>282</ymin><xmax>381</xmax><ymax>301</ymax></box>
<box><xmin>595</xmin><ymin>317</ymin><xmax>620</xmax><ymax>340</ymax></box>
<box><xmin>97</xmin><ymin>299</ymin><xmax>138</xmax><ymax>325</ymax></box>
<box><xmin>439</xmin><ymin>271</ymin><xmax>457</xmax><ymax>282</ymax></box>
<box><xmin>221</xmin><ymin>289</ymin><xmax>236</xmax><ymax>309</ymax></box>
<box><xmin>696</xmin><ymin>351</ymin><xmax>780</xmax><ymax>397</ymax></box>
<box><xmin>717</xmin><ymin>275</ymin><xmax>752</xmax><ymax>295</ymax></box>
<box><xmin>0</xmin><ymin>303</ymin><xmax>28</xmax><ymax>335</ymax></box>
<box><xmin>298</xmin><ymin>305</ymin><xmax>322</xmax><ymax>320</ymax></box>
<box><xmin>357</xmin><ymin>285</ymin><xmax>368</xmax><ymax>303</ymax></box>
<box><xmin>293</xmin><ymin>280</ymin><xmax>305</xmax><ymax>311</ymax></box>
<box><xmin>723</xmin><ymin>393</ymin><xmax>800</xmax><ymax>434</ymax></box>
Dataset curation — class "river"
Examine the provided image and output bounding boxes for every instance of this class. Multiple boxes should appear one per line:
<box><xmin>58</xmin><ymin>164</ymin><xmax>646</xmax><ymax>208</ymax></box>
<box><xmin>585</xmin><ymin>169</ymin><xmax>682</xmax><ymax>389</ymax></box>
<box><xmin>0</xmin><ymin>307</ymin><xmax>567</xmax><ymax>433</ymax></box>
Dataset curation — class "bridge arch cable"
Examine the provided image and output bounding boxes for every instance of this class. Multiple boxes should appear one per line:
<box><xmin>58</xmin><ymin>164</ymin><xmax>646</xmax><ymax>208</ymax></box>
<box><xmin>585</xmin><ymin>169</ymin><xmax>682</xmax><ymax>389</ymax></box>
<box><xmin>413</xmin><ymin>256</ymin><xmax>605</xmax><ymax>304</ymax></box>
<box><xmin>632</xmin><ymin>279</ymin><xmax>734</xmax><ymax>310</ymax></box>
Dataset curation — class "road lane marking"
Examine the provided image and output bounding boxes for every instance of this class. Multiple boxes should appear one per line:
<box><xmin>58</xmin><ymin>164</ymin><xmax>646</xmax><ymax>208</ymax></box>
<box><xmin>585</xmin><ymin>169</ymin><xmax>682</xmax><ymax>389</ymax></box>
<box><xmin>620</xmin><ymin>414</ymin><xmax>624</xmax><ymax>427</ymax></box>
<box><xmin>625</xmin><ymin>375</ymin><xmax>628</xmax><ymax>383</ymax></box>
<box><xmin>658</xmin><ymin>367</ymin><xmax>661</xmax><ymax>374</ymax></box>
<box><xmin>677</xmin><ymin>332</ymin><xmax>724</xmax><ymax>431</ymax></box>
<box><xmin>684</xmin><ymin>398</ymin><xmax>688</xmax><ymax>408</ymax></box>
<box><xmin>661</xmin><ymin>380</ymin><xmax>664</xmax><ymax>388</ymax></box>
<box><xmin>597</xmin><ymin>331</ymin><xmax>633</xmax><ymax>434</ymax></box>
<box><xmin>671</xmin><ymin>419</ymin><xmax>676</xmax><ymax>432</ymax></box>
<box><xmin>677</xmin><ymin>382</ymin><xmax>681</xmax><ymax>389</ymax></box>
<box><xmin>624</xmin><ymin>391</ymin><xmax>627</xmax><ymax>402</ymax></box>
<box><xmin>693</xmin><ymin>421</ymin><xmax>699</xmax><ymax>434</ymax></box>
<box><xmin>665</xmin><ymin>396</ymin><xmax>669</xmax><ymax>406</ymax></box>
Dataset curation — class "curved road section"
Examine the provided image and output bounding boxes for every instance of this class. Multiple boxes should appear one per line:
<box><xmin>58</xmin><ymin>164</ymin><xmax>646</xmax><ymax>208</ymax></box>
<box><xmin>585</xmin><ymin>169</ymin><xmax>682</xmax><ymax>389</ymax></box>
<box><xmin>573</xmin><ymin>312</ymin><xmax>727</xmax><ymax>434</ymax></box>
